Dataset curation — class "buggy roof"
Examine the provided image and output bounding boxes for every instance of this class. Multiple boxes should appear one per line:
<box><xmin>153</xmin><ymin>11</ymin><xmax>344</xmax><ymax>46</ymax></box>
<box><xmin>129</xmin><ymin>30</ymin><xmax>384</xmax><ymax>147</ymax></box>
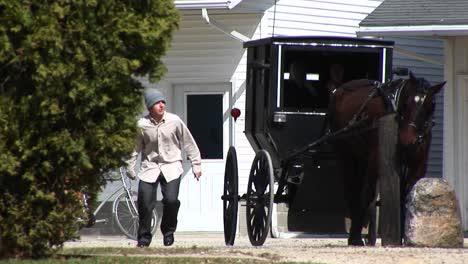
<box><xmin>244</xmin><ymin>36</ymin><xmax>394</xmax><ymax>49</ymax></box>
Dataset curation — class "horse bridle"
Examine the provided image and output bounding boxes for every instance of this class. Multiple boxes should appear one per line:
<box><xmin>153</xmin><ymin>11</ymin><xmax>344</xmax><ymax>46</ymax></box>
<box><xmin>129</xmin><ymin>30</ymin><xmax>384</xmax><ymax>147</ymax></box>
<box><xmin>391</xmin><ymin>78</ymin><xmax>435</xmax><ymax>145</ymax></box>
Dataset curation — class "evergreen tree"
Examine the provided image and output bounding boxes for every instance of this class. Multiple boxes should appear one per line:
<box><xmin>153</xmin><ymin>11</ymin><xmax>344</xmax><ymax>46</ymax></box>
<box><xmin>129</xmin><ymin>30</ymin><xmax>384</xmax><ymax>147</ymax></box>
<box><xmin>0</xmin><ymin>0</ymin><xmax>178</xmax><ymax>258</ymax></box>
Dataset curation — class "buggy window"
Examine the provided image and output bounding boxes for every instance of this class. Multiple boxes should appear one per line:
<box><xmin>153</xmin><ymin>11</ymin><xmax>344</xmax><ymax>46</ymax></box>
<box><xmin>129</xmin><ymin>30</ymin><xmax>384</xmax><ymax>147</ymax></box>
<box><xmin>283</xmin><ymin>59</ymin><xmax>325</xmax><ymax>110</ymax></box>
<box><xmin>279</xmin><ymin>47</ymin><xmax>382</xmax><ymax>111</ymax></box>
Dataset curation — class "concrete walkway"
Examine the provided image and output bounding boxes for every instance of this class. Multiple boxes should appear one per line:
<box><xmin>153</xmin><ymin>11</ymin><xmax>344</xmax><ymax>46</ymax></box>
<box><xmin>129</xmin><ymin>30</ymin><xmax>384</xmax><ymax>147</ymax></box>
<box><xmin>64</xmin><ymin>233</ymin><xmax>468</xmax><ymax>264</ymax></box>
<box><xmin>66</xmin><ymin>232</ymin><xmax>346</xmax><ymax>248</ymax></box>
<box><xmin>65</xmin><ymin>232</ymin><xmax>232</xmax><ymax>248</ymax></box>
<box><xmin>65</xmin><ymin>232</ymin><xmax>468</xmax><ymax>248</ymax></box>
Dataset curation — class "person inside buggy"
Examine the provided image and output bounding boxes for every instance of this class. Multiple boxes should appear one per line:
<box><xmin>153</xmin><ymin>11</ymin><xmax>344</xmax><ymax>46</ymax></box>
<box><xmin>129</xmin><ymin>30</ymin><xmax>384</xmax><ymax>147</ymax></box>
<box><xmin>283</xmin><ymin>60</ymin><xmax>344</xmax><ymax>111</ymax></box>
<box><xmin>283</xmin><ymin>59</ymin><xmax>329</xmax><ymax>111</ymax></box>
<box><xmin>326</xmin><ymin>63</ymin><xmax>344</xmax><ymax>94</ymax></box>
<box><xmin>281</xmin><ymin>48</ymin><xmax>382</xmax><ymax>113</ymax></box>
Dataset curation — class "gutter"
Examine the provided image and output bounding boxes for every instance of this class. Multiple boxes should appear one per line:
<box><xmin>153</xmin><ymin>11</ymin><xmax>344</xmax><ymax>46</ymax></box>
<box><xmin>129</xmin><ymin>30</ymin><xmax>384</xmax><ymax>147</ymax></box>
<box><xmin>357</xmin><ymin>25</ymin><xmax>468</xmax><ymax>37</ymax></box>
<box><xmin>201</xmin><ymin>8</ymin><xmax>250</xmax><ymax>42</ymax></box>
<box><xmin>175</xmin><ymin>0</ymin><xmax>242</xmax><ymax>10</ymax></box>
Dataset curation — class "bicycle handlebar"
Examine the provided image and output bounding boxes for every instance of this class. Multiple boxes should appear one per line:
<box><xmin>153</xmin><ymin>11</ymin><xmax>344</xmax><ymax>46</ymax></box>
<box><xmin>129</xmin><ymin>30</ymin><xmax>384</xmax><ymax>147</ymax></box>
<box><xmin>101</xmin><ymin>167</ymin><xmax>132</xmax><ymax>182</ymax></box>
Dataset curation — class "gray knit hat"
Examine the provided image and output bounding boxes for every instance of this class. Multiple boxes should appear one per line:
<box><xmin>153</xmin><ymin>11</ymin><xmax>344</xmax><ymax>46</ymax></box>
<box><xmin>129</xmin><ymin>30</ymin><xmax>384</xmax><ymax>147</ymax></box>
<box><xmin>144</xmin><ymin>89</ymin><xmax>166</xmax><ymax>109</ymax></box>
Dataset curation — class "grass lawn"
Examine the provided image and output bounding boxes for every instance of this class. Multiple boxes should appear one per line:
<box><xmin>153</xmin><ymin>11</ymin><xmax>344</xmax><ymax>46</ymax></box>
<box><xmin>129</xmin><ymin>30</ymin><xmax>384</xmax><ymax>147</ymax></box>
<box><xmin>0</xmin><ymin>247</ymin><xmax>322</xmax><ymax>264</ymax></box>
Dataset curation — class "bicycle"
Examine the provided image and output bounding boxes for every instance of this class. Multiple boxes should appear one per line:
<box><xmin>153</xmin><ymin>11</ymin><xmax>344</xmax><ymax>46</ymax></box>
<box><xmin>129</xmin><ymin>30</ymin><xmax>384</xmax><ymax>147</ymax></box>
<box><xmin>78</xmin><ymin>167</ymin><xmax>158</xmax><ymax>240</ymax></box>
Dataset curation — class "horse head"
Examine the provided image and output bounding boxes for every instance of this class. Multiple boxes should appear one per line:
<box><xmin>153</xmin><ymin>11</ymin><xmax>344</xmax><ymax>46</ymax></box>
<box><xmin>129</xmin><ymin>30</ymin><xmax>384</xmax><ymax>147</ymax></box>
<box><xmin>395</xmin><ymin>72</ymin><xmax>445</xmax><ymax>147</ymax></box>
<box><xmin>392</xmin><ymin>72</ymin><xmax>445</xmax><ymax>193</ymax></box>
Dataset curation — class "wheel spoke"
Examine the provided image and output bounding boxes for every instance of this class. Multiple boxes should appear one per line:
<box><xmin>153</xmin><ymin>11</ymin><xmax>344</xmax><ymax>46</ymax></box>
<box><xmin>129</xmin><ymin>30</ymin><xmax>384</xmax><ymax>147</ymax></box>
<box><xmin>246</xmin><ymin>150</ymin><xmax>274</xmax><ymax>246</ymax></box>
<box><xmin>253</xmin><ymin>159</ymin><xmax>269</xmax><ymax>194</ymax></box>
<box><xmin>114</xmin><ymin>193</ymin><xmax>139</xmax><ymax>240</ymax></box>
<box><xmin>223</xmin><ymin>146</ymin><xmax>239</xmax><ymax>246</ymax></box>
<box><xmin>255</xmin><ymin>207</ymin><xmax>266</xmax><ymax>229</ymax></box>
<box><xmin>252</xmin><ymin>209</ymin><xmax>266</xmax><ymax>240</ymax></box>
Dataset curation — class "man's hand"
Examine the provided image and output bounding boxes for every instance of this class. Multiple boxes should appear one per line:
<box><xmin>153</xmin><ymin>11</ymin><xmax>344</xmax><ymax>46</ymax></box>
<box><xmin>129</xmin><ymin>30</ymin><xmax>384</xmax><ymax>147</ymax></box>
<box><xmin>194</xmin><ymin>171</ymin><xmax>202</xmax><ymax>181</ymax></box>
<box><xmin>126</xmin><ymin>171</ymin><xmax>136</xmax><ymax>180</ymax></box>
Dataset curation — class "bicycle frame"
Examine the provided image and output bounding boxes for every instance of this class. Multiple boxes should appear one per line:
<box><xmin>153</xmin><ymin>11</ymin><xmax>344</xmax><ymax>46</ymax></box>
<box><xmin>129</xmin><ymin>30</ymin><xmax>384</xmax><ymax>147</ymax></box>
<box><xmin>89</xmin><ymin>167</ymin><xmax>137</xmax><ymax>224</ymax></box>
<box><xmin>77</xmin><ymin>167</ymin><xmax>158</xmax><ymax>240</ymax></box>
<box><xmin>113</xmin><ymin>167</ymin><xmax>139</xmax><ymax>219</ymax></box>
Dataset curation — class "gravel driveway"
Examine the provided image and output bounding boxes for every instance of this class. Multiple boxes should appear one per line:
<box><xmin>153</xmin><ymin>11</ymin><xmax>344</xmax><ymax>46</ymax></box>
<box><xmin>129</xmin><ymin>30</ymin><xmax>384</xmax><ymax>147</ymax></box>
<box><xmin>65</xmin><ymin>233</ymin><xmax>468</xmax><ymax>264</ymax></box>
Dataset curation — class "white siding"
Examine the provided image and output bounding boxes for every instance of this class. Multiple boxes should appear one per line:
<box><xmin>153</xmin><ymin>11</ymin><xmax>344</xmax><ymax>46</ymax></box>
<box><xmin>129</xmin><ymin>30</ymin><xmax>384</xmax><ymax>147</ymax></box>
<box><xmin>160</xmin><ymin>11</ymin><xmax>264</xmax><ymax>194</ymax></box>
<box><xmin>230</xmin><ymin>53</ymin><xmax>255</xmax><ymax>192</ymax></box>
<box><xmin>264</xmin><ymin>0</ymin><xmax>384</xmax><ymax>37</ymax></box>
<box><xmin>387</xmin><ymin>37</ymin><xmax>445</xmax><ymax>178</ymax></box>
<box><xmin>162</xmin><ymin>11</ymin><xmax>262</xmax><ymax>84</ymax></box>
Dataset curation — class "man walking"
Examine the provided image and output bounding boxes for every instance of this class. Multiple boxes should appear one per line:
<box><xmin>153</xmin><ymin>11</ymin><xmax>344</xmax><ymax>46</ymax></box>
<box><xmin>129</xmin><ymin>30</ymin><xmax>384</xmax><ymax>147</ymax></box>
<box><xmin>126</xmin><ymin>88</ymin><xmax>202</xmax><ymax>247</ymax></box>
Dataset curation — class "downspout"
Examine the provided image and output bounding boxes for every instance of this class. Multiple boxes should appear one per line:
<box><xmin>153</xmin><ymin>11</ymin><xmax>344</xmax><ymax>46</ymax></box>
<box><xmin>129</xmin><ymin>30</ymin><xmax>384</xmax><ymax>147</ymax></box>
<box><xmin>201</xmin><ymin>8</ymin><xmax>250</xmax><ymax>42</ymax></box>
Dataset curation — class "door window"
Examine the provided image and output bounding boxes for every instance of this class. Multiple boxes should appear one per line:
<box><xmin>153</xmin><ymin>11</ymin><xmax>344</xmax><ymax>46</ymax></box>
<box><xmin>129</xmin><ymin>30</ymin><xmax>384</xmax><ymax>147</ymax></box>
<box><xmin>186</xmin><ymin>94</ymin><xmax>223</xmax><ymax>159</ymax></box>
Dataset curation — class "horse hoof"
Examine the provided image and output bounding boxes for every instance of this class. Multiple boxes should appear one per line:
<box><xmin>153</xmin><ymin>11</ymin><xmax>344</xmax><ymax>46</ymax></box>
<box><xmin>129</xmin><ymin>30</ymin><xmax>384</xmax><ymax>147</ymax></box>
<box><xmin>364</xmin><ymin>238</ymin><xmax>377</xmax><ymax>246</ymax></box>
<box><xmin>348</xmin><ymin>238</ymin><xmax>365</xmax><ymax>246</ymax></box>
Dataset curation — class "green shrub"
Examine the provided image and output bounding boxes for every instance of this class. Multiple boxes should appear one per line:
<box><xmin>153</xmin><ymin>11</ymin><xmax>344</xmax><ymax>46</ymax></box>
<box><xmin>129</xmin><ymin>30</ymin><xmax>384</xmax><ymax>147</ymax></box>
<box><xmin>0</xmin><ymin>0</ymin><xmax>178</xmax><ymax>258</ymax></box>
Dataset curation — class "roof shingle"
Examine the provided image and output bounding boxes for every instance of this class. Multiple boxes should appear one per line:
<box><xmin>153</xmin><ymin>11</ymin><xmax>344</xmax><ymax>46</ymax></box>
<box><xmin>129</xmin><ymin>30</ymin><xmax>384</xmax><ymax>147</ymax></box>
<box><xmin>360</xmin><ymin>0</ymin><xmax>468</xmax><ymax>27</ymax></box>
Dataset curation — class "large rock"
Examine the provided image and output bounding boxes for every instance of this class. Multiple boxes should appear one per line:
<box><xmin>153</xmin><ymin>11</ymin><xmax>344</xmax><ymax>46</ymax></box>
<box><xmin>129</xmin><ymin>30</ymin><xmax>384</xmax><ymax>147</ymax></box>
<box><xmin>404</xmin><ymin>178</ymin><xmax>463</xmax><ymax>248</ymax></box>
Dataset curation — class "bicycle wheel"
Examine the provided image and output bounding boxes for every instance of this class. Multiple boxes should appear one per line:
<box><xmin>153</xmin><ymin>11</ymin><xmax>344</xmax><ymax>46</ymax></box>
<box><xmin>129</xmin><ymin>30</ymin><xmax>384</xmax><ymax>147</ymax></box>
<box><xmin>113</xmin><ymin>191</ymin><xmax>158</xmax><ymax>240</ymax></box>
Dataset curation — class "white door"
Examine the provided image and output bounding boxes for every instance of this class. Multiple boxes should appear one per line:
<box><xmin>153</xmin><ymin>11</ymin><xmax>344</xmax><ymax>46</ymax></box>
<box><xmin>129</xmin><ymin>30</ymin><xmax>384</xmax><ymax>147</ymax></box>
<box><xmin>173</xmin><ymin>83</ymin><xmax>230</xmax><ymax>231</ymax></box>
<box><xmin>458</xmin><ymin>75</ymin><xmax>468</xmax><ymax>229</ymax></box>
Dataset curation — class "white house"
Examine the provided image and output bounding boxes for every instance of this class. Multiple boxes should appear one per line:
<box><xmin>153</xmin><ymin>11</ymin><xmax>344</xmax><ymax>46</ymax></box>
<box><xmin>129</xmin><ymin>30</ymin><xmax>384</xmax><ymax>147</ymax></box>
<box><xmin>94</xmin><ymin>0</ymin><xmax>451</xmax><ymax>236</ymax></box>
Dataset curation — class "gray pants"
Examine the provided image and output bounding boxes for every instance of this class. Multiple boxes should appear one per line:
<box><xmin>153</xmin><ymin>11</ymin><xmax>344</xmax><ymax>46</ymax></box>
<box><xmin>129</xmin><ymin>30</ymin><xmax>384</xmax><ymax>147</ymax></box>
<box><xmin>137</xmin><ymin>174</ymin><xmax>181</xmax><ymax>244</ymax></box>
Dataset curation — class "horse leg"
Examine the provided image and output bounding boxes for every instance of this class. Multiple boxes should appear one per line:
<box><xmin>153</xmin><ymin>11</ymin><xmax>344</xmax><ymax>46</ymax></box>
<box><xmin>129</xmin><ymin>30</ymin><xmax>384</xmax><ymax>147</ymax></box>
<box><xmin>347</xmin><ymin>160</ymin><xmax>366</xmax><ymax>246</ymax></box>
<box><xmin>363</xmin><ymin>149</ymin><xmax>378</xmax><ymax>246</ymax></box>
<box><xmin>349</xmin><ymin>204</ymin><xmax>365</xmax><ymax>245</ymax></box>
<box><xmin>364</xmin><ymin>199</ymin><xmax>377</xmax><ymax>246</ymax></box>
<box><xmin>404</xmin><ymin>148</ymin><xmax>428</xmax><ymax>195</ymax></box>
<box><xmin>336</xmin><ymin>147</ymin><xmax>363</xmax><ymax>246</ymax></box>
<box><xmin>349</xmin><ymin>145</ymin><xmax>378</xmax><ymax>246</ymax></box>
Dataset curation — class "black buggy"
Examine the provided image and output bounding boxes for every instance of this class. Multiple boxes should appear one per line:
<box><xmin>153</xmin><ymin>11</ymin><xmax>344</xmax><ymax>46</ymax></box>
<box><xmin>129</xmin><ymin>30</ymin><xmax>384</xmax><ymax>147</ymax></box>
<box><xmin>221</xmin><ymin>36</ymin><xmax>403</xmax><ymax>246</ymax></box>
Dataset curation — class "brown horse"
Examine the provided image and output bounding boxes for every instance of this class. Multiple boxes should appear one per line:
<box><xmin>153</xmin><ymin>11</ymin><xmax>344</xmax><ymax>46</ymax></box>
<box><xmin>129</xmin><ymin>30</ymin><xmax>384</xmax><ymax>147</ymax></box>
<box><xmin>328</xmin><ymin>72</ymin><xmax>445</xmax><ymax>246</ymax></box>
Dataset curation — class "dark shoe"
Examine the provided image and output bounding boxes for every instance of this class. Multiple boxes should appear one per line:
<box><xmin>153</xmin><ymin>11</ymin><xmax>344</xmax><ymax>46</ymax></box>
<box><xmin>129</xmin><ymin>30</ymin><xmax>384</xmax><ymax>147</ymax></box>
<box><xmin>136</xmin><ymin>241</ymin><xmax>150</xmax><ymax>248</ymax></box>
<box><xmin>163</xmin><ymin>234</ymin><xmax>174</xmax><ymax>246</ymax></box>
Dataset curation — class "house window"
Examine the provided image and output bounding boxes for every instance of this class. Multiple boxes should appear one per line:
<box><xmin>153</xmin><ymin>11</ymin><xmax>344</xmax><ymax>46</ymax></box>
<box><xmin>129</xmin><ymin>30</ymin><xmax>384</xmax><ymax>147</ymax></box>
<box><xmin>187</xmin><ymin>94</ymin><xmax>223</xmax><ymax>159</ymax></box>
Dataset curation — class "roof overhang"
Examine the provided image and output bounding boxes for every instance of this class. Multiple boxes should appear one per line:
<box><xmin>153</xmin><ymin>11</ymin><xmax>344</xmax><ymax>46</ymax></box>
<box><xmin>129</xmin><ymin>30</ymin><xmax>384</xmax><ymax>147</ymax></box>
<box><xmin>174</xmin><ymin>0</ymin><xmax>243</xmax><ymax>10</ymax></box>
<box><xmin>358</xmin><ymin>25</ymin><xmax>468</xmax><ymax>37</ymax></box>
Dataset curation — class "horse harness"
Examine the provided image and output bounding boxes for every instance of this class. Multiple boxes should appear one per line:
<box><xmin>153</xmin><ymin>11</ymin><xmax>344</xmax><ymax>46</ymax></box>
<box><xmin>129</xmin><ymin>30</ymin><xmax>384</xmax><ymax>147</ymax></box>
<box><xmin>288</xmin><ymin>78</ymin><xmax>435</xmax><ymax>160</ymax></box>
<box><xmin>336</xmin><ymin>78</ymin><xmax>435</xmax><ymax>146</ymax></box>
<box><xmin>388</xmin><ymin>78</ymin><xmax>435</xmax><ymax>145</ymax></box>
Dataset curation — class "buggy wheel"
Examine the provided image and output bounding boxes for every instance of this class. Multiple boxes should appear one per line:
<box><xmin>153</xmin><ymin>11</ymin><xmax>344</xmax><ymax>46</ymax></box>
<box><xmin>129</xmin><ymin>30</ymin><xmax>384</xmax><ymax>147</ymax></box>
<box><xmin>246</xmin><ymin>150</ymin><xmax>274</xmax><ymax>246</ymax></box>
<box><xmin>378</xmin><ymin>113</ymin><xmax>402</xmax><ymax>246</ymax></box>
<box><xmin>113</xmin><ymin>191</ymin><xmax>158</xmax><ymax>241</ymax></box>
<box><xmin>222</xmin><ymin>146</ymin><xmax>239</xmax><ymax>246</ymax></box>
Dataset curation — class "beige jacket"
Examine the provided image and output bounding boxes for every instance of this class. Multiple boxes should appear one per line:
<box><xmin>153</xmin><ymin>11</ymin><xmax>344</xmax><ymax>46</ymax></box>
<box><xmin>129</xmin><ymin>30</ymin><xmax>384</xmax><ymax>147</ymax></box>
<box><xmin>126</xmin><ymin>112</ymin><xmax>202</xmax><ymax>183</ymax></box>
